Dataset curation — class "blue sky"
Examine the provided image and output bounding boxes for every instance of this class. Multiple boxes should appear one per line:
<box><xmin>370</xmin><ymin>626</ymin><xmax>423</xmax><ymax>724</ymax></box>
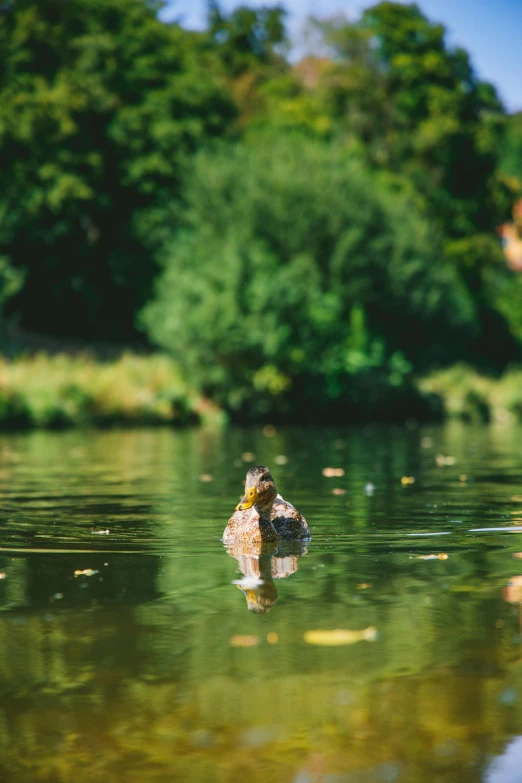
<box><xmin>163</xmin><ymin>0</ymin><xmax>522</xmax><ymax>112</ymax></box>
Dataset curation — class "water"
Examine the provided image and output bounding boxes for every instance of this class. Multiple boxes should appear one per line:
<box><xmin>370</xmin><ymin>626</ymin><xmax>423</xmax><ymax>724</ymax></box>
<box><xmin>1</xmin><ymin>422</ymin><xmax>522</xmax><ymax>782</ymax></box>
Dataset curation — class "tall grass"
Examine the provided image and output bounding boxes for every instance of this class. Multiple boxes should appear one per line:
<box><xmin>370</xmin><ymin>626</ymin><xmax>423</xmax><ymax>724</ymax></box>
<box><xmin>418</xmin><ymin>364</ymin><xmax>522</xmax><ymax>423</ymax></box>
<box><xmin>0</xmin><ymin>353</ymin><xmax>205</xmax><ymax>428</ymax></box>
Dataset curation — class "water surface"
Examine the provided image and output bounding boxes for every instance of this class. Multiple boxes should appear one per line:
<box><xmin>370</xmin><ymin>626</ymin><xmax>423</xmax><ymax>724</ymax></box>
<box><xmin>1</xmin><ymin>422</ymin><xmax>522</xmax><ymax>782</ymax></box>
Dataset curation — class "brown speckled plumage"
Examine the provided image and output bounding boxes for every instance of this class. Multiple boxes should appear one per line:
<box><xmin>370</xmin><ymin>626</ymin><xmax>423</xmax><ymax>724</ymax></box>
<box><xmin>222</xmin><ymin>465</ymin><xmax>310</xmax><ymax>544</ymax></box>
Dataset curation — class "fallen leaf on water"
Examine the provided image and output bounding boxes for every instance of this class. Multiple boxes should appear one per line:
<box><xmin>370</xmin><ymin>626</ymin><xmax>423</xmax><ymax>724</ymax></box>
<box><xmin>304</xmin><ymin>627</ymin><xmax>377</xmax><ymax>646</ymax></box>
<box><xmin>332</xmin><ymin>488</ymin><xmax>346</xmax><ymax>496</ymax></box>
<box><xmin>435</xmin><ymin>454</ymin><xmax>456</xmax><ymax>467</ymax></box>
<box><xmin>199</xmin><ymin>474</ymin><xmax>213</xmax><ymax>482</ymax></box>
<box><xmin>401</xmin><ymin>476</ymin><xmax>415</xmax><ymax>486</ymax></box>
<box><xmin>74</xmin><ymin>569</ymin><xmax>99</xmax><ymax>578</ymax></box>
<box><xmin>322</xmin><ymin>467</ymin><xmax>344</xmax><ymax>478</ymax></box>
<box><xmin>230</xmin><ymin>635</ymin><xmax>259</xmax><ymax>647</ymax></box>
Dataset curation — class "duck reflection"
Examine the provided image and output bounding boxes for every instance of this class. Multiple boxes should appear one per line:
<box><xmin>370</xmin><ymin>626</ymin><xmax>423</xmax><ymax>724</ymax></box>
<box><xmin>225</xmin><ymin>541</ymin><xmax>308</xmax><ymax>613</ymax></box>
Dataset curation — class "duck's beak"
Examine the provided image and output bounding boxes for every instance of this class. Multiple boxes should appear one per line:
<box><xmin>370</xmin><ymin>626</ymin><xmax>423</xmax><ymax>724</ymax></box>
<box><xmin>236</xmin><ymin>486</ymin><xmax>257</xmax><ymax>511</ymax></box>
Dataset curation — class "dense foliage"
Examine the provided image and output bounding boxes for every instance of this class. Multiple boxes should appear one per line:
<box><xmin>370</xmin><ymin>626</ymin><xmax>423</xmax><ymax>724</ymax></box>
<box><xmin>143</xmin><ymin>136</ymin><xmax>476</xmax><ymax>418</ymax></box>
<box><xmin>0</xmin><ymin>0</ymin><xmax>234</xmax><ymax>338</ymax></box>
<box><xmin>1</xmin><ymin>0</ymin><xmax>522</xmax><ymax>420</ymax></box>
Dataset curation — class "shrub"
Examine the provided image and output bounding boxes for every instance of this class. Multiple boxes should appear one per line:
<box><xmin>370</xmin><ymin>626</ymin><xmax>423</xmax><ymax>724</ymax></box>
<box><xmin>142</xmin><ymin>135</ymin><xmax>476</xmax><ymax>419</ymax></box>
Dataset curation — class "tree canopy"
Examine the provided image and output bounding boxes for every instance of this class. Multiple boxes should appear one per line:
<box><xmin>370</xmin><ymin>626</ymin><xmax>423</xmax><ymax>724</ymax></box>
<box><xmin>0</xmin><ymin>0</ymin><xmax>234</xmax><ymax>338</ymax></box>
<box><xmin>1</xmin><ymin>0</ymin><xmax>521</xmax><ymax>418</ymax></box>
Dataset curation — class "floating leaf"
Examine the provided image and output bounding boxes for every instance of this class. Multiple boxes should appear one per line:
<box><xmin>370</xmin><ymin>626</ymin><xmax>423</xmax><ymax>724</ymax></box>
<box><xmin>230</xmin><ymin>635</ymin><xmax>259</xmax><ymax>647</ymax></box>
<box><xmin>304</xmin><ymin>627</ymin><xmax>377</xmax><ymax>646</ymax></box>
<box><xmin>436</xmin><ymin>454</ymin><xmax>456</xmax><ymax>466</ymax></box>
<box><xmin>322</xmin><ymin>467</ymin><xmax>344</xmax><ymax>478</ymax></box>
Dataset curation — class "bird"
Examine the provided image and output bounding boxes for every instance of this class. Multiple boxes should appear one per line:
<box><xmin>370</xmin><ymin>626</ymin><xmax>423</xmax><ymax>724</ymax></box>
<box><xmin>223</xmin><ymin>465</ymin><xmax>311</xmax><ymax>544</ymax></box>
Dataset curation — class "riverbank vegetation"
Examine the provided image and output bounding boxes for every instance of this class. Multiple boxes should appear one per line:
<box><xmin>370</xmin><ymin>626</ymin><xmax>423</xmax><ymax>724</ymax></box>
<box><xmin>2</xmin><ymin>0</ymin><xmax>522</xmax><ymax>423</ymax></box>
<box><xmin>0</xmin><ymin>353</ymin><xmax>519</xmax><ymax>429</ymax></box>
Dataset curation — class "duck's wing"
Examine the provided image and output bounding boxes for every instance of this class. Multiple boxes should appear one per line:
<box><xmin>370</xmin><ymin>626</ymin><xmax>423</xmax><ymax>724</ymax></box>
<box><xmin>271</xmin><ymin>494</ymin><xmax>311</xmax><ymax>540</ymax></box>
<box><xmin>222</xmin><ymin>507</ymin><xmax>253</xmax><ymax>543</ymax></box>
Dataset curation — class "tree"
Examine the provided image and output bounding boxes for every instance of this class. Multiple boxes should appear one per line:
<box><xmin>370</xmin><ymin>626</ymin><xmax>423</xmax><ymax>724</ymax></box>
<box><xmin>142</xmin><ymin>135</ymin><xmax>477</xmax><ymax>419</ymax></box>
<box><xmin>0</xmin><ymin>0</ymin><xmax>234</xmax><ymax>339</ymax></box>
<box><xmin>305</xmin><ymin>3</ymin><xmax>507</xmax><ymax>238</ymax></box>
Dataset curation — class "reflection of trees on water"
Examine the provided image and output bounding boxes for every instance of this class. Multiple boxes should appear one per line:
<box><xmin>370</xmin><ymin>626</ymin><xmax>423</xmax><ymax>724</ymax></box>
<box><xmin>226</xmin><ymin>541</ymin><xmax>308</xmax><ymax>613</ymax></box>
<box><xmin>2</xmin><ymin>423</ymin><xmax>522</xmax><ymax>780</ymax></box>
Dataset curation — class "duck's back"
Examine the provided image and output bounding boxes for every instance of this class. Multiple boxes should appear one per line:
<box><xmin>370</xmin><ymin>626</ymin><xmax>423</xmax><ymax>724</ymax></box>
<box><xmin>223</xmin><ymin>507</ymin><xmax>278</xmax><ymax>544</ymax></box>
<box><xmin>271</xmin><ymin>494</ymin><xmax>311</xmax><ymax>540</ymax></box>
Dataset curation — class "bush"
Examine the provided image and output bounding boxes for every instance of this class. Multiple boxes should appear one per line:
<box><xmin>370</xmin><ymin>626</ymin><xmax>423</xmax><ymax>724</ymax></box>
<box><xmin>142</xmin><ymin>135</ymin><xmax>476</xmax><ymax>419</ymax></box>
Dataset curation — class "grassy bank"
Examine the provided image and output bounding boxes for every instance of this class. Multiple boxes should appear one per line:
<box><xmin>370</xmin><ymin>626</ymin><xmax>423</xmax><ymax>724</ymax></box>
<box><xmin>0</xmin><ymin>354</ymin><xmax>520</xmax><ymax>429</ymax></box>
<box><xmin>0</xmin><ymin>353</ymin><xmax>209</xmax><ymax>429</ymax></box>
<box><xmin>418</xmin><ymin>364</ymin><xmax>522</xmax><ymax>423</ymax></box>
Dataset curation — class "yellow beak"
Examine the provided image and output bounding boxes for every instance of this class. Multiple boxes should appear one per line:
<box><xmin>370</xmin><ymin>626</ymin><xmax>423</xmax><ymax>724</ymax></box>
<box><xmin>236</xmin><ymin>486</ymin><xmax>257</xmax><ymax>511</ymax></box>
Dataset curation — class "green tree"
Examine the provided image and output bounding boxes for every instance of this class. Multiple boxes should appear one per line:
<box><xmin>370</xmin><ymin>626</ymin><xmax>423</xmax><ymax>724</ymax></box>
<box><xmin>142</xmin><ymin>135</ymin><xmax>477</xmax><ymax>419</ymax></box>
<box><xmin>0</xmin><ymin>0</ymin><xmax>234</xmax><ymax>339</ymax></box>
<box><xmin>306</xmin><ymin>3</ymin><xmax>506</xmax><ymax>237</ymax></box>
<box><xmin>499</xmin><ymin>112</ymin><xmax>522</xmax><ymax>184</ymax></box>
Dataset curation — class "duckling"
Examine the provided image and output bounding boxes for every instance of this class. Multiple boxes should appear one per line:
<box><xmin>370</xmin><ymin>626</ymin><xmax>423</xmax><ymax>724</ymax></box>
<box><xmin>223</xmin><ymin>465</ymin><xmax>310</xmax><ymax>544</ymax></box>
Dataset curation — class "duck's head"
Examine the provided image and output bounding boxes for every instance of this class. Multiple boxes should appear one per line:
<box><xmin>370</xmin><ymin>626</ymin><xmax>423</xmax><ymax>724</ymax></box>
<box><xmin>237</xmin><ymin>580</ymin><xmax>278</xmax><ymax>613</ymax></box>
<box><xmin>236</xmin><ymin>465</ymin><xmax>277</xmax><ymax>512</ymax></box>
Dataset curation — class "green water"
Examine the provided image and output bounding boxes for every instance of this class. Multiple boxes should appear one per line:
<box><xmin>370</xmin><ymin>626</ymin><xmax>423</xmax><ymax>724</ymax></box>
<box><xmin>1</xmin><ymin>423</ymin><xmax>522</xmax><ymax>782</ymax></box>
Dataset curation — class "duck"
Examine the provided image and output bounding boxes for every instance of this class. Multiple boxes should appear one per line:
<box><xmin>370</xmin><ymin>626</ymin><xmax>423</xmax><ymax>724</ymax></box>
<box><xmin>223</xmin><ymin>465</ymin><xmax>311</xmax><ymax>544</ymax></box>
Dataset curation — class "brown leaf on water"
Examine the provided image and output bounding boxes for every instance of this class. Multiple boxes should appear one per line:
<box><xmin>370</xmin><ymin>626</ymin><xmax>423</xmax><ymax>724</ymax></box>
<box><xmin>74</xmin><ymin>569</ymin><xmax>99</xmax><ymax>578</ymax></box>
<box><xmin>230</xmin><ymin>635</ymin><xmax>259</xmax><ymax>647</ymax></box>
<box><xmin>435</xmin><ymin>454</ymin><xmax>456</xmax><ymax>467</ymax></box>
<box><xmin>304</xmin><ymin>627</ymin><xmax>377</xmax><ymax>646</ymax></box>
<box><xmin>322</xmin><ymin>467</ymin><xmax>344</xmax><ymax>478</ymax></box>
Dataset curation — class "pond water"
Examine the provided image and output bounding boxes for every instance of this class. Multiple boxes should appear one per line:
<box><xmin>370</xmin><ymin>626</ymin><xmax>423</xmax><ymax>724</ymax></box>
<box><xmin>1</xmin><ymin>422</ymin><xmax>522</xmax><ymax>782</ymax></box>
